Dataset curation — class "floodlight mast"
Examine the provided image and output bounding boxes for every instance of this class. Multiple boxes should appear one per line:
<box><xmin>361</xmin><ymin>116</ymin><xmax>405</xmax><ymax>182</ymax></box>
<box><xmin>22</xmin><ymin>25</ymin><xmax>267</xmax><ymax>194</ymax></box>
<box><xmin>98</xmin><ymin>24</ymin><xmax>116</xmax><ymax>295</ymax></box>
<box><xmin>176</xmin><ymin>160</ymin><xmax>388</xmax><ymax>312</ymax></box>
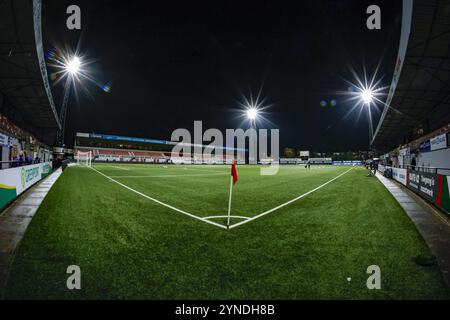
<box><xmin>56</xmin><ymin>78</ymin><xmax>71</xmax><ymax>146</ymax></box>
<box><xmin>56</xmin><ymin>56</ymin><xmax>82</xmax><ymax>146</ymax></box>
<box><xmin>360</xmin><ymin>89</ymin><xmax>374</xmax><ymax>147</ymax></box>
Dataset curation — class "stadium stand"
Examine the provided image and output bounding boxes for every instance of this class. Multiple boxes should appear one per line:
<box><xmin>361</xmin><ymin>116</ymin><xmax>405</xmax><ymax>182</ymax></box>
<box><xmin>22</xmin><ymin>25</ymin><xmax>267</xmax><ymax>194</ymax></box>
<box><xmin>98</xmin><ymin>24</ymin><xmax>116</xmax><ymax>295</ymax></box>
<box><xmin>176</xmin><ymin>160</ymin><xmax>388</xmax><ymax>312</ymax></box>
<box><xmin>0</xmin><ymin>0</ymin><xmax>57</xmax><ymax>169</ymax></box>
<box><xmin>0</xmin><ymin>0</ymin><xmax>58</xmax><ymax>221</ymax></box>
<box><xmin>372</xmin><ymin>0</ymin><xmax>450</xmax><ymax>216</ymax></box>
<box><xmin>372</xmin><ymin>0</ymin><xmax>450</xmax><ymax>151</ymax></box>
<box><xmin>0</xmin><ymin>0</ymin><xmax>60</xmax><ymax>145</ymax></box>
<box><xmin>75</xmin><ymin>132</ymin><xmax>245</xmax><ymax>164</ymax></box>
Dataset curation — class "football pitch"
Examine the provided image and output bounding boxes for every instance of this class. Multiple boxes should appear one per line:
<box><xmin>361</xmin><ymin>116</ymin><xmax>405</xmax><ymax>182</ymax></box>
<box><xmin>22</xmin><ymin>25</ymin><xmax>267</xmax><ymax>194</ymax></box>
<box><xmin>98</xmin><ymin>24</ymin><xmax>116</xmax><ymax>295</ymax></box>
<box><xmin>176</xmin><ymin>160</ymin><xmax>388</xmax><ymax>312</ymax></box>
<box><xmin>4</xmin><ymin>164</ymin><xmax>450</xmax><ymax>299</ymax></box>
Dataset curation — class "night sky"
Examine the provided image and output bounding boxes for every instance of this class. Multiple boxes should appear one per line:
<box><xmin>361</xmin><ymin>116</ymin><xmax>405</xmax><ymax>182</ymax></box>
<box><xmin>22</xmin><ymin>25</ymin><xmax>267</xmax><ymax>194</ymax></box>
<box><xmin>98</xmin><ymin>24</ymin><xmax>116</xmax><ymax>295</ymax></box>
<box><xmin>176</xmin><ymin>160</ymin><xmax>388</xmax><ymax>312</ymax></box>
<box><xmin>42</xmin><ymin>0</ymin><xmax>402</xmax><ymax>151</ymax></box>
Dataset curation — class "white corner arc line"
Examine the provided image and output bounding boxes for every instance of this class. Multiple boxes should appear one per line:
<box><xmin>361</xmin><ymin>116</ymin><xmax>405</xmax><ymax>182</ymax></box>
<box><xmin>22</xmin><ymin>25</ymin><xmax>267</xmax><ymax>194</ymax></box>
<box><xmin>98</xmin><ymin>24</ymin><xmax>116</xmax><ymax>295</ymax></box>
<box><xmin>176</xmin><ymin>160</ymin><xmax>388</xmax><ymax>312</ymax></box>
<box><xmin>203</xmin><ymin>215</ymin><xmax>251</xmax><ymax>221</ymax></box>
<box><xmin>89</xmin><ymin>166</ymin><xmax>227</xmax><ymax>229</ymax></box>
<box><xmin>228</xmin><ymin>167</ymin><xmax>354</xmax><ymax>229</ymax></box>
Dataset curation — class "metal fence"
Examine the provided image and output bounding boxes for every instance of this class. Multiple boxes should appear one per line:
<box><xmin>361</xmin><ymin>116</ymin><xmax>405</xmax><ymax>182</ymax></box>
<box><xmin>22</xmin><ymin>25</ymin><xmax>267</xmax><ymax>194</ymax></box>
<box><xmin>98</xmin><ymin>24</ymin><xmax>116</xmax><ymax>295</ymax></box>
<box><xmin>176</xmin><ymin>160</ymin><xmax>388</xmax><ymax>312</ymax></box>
<box><xmin>406</xmin><ymin>165</ymin><xmax>450</xmax><ymax>175</ymax></box>
<box><xmin>0</xmin><ymin>160</ymin><xmax>46</xmax><ymax>170</ymax></box>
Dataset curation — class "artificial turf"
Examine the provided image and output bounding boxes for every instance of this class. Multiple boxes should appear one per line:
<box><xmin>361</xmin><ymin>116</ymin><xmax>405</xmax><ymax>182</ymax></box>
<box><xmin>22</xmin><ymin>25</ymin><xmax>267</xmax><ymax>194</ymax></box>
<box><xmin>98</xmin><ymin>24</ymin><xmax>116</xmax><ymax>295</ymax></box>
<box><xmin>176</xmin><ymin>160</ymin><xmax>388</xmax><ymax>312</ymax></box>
<box><xmin>4</xmin><ymin>164</ymin><xmax>450</xmax><ymax>299</ymax></box>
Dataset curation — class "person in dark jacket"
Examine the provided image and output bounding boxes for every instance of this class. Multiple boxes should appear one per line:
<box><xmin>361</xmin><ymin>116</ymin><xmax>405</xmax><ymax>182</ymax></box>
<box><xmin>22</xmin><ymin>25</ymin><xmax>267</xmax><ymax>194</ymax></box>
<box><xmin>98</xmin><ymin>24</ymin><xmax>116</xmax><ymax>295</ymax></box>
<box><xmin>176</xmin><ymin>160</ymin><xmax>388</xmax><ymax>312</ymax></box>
<box><xmin>18</xmin><ymin>153</ymin><xmax>24</xmax><ymax>167</ymax></box>
<box><xmin>12</xmin><ymin>155</ymin><xmax>18</xmax><ymax>168</ymax></box>
<box><xmin>25</xmin><ymin>153</ymin><xmax>31</xmax><ymax>165</ymax></box>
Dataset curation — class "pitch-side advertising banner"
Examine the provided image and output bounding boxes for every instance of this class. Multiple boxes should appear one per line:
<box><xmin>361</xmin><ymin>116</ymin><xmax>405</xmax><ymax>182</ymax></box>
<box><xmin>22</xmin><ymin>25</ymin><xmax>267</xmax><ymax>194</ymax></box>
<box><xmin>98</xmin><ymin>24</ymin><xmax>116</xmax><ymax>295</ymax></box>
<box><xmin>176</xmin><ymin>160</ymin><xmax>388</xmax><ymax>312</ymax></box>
<box><xmin>430</xmin><ymin>133</ymin><xmax>447</xmax><ymax>151</ymax></box>
<box><xmin>0</xmin><ymin>162</ymin><xmax>52</xmax><ymax>210</ymax></box>
<box><xmin>420</xmin><ymin>140</ymin><xmax>431</xmax><ymax>152</ymax></box>
<box><xmin>392</xmin><ymin>167</ymin><xmax>408</xmax><ymax>186</ymax></box>
<box><xmin>407</xmin><ymin>170</ymin><xmax>438</xmax><ymax>203</ymax></box>
<box><xmin>0</xmin><ymin>133</ymin><xmax>9</xmax><ymax>147</ymax></box>
<box><xmin>332</xmin><ymin>161</ymin><xmax>362</xmax><ymax>165</ymax></box>
<box><xmin>299</xmin><ymin>151</ymin><xmax>310</xmax><ymax>157</ymax></box>
<box><xmin>399</xmin><ymin>148</ymin><xmax>410</xmax><ymax>156</ymax></box>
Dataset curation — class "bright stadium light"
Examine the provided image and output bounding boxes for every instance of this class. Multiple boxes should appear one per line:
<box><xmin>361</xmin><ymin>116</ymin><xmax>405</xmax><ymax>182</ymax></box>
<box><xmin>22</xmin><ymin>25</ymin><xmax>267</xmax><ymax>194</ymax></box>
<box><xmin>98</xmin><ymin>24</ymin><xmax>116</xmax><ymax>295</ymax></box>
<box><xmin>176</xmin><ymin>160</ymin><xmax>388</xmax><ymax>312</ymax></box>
<box><xmin>361</xmin><ymin>89</ymin><xmax>374</xmax><ymax>105</ymax></box>
<box><xmin>46</xmin><ymin>48</ymin><xmax>103</xmax><ymax>146</ymax></box>
<box><xmin>338</xmin><ymin>66</ymin><xmax>390</xmax><ymax>147</ymax></box>
<box><xmin>65</xmin><ymin>56</ymin><xmax>81</xmax><ymax>75</ymax></box>
<box><xmin>247</xmin><ymin>107</ymin><xmax>258</xmax><ymax>120</ymax></box>
<box><xmin>236</xmin><ymin>89</ymin><xmax>274</xmax><ymax>128</ymax></box>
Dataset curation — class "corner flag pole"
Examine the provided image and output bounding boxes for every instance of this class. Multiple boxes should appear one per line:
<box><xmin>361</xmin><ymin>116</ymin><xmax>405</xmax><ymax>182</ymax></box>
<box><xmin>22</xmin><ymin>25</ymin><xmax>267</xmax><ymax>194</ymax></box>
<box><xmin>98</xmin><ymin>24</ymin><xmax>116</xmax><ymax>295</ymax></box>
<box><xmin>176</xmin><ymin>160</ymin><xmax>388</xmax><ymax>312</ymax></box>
<box><xmin>227</xmin><ymin>160</ymin><xmax>238</xmax><ymax>229</ymax></box>
<box><xmin>226</xmin><ymin>174</ymin><xmax>233</xmax><ymax>229</ymax></box>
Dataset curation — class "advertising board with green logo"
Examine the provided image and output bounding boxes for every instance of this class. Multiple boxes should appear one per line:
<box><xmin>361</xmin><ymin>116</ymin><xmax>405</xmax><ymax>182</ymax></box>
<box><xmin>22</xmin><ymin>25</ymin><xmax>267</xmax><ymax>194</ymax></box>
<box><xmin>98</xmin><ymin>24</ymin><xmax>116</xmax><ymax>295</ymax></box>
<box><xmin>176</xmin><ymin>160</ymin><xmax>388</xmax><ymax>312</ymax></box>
<box><xmin>0</xmin><ymin>162</ymin><xmax>53</xmax><ymax>210</ymax></box>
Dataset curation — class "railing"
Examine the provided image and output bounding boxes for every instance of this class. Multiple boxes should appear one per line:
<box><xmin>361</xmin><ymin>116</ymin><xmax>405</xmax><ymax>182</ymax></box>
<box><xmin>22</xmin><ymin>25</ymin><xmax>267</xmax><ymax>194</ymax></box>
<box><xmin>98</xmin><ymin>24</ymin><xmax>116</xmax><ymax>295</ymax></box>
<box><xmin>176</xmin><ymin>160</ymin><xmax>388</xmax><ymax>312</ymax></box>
<box><xmin>378</xmin><ymin>164</ymin><xmax>450</xmax><ymax>176</ymax></box>
<box><xmin>0</xmin><ymin>160</ymin><xmax>47</xmax><ymax>170</ymax></box>
<box><xmin>406</xmin><ymin>165</ymin><xmax>450</xmax><ymax>175</ymax></box>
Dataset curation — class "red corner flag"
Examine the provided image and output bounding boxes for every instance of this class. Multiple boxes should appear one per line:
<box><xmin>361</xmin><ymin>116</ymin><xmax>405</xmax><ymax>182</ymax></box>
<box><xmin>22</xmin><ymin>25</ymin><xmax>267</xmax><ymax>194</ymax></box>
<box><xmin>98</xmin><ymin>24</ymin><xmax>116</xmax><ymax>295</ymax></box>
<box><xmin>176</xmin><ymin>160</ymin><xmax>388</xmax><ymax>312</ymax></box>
<box><xmin>231</xmin><ymin>160</ymin><xmax>238</xmax><ymax>184</ymax></box>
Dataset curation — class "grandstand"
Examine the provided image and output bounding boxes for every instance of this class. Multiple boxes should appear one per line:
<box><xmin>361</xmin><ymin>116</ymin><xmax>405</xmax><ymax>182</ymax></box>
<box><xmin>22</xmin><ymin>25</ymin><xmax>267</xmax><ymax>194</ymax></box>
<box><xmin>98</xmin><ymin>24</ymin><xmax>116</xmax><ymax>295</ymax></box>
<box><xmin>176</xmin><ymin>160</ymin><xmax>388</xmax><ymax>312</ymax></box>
<box><xmin>372</xmin><ymin>0</ymin><xmax>450</xmax><ymax>153</ymax></box>
<box><xmin>75</xmin><ymin>132</ymin><xmax>244</xmax><ymax>164</ymax></box>
<box><xmin>370</xmin><ymin>0</ymin><xmax>450</xmax><ymax>216</ymax></box>
<box><xmin>0</xmin><ymin>0</ymin><xmax>57</xmax><ymax>169</ymax></box>
<box><xmin>0</xmin><ymin>0</ymin><xmax>59</xmax><ymax>294</ymax></box>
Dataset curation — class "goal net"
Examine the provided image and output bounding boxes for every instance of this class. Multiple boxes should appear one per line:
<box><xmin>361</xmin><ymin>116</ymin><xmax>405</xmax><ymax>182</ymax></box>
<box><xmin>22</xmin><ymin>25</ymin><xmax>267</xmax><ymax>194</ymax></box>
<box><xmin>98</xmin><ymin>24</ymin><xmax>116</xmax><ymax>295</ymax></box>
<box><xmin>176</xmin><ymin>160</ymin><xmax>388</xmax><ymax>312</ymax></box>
<box><xmin>77</xmin><ymin>151</ymin><xmax>92</xmax><ymax>167</ymax></box>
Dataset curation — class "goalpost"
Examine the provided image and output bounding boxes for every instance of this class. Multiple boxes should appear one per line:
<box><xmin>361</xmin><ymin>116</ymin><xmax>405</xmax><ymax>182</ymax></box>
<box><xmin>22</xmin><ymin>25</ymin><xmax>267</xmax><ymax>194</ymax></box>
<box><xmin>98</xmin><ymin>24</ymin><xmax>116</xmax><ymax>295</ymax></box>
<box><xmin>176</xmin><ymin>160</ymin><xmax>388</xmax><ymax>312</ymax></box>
<box><xmin>77</xmin><ymin>151</ymin><xmax>92</xmax><ymax>167</ymax></box>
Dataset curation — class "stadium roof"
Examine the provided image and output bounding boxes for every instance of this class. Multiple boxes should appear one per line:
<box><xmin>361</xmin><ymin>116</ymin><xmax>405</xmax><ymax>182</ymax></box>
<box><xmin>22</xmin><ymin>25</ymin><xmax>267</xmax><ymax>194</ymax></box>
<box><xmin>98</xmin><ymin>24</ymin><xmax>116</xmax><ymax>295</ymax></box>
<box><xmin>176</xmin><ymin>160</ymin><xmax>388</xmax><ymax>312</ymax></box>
<box><xmin>372</xmin><ymin>0</ymin><xmax>450</xmax><ymax>151</ymax></box>
<box><xmin>0</xmin><ymin>0</ymin><xmax>60</xmax><ymax>144</ymax></box>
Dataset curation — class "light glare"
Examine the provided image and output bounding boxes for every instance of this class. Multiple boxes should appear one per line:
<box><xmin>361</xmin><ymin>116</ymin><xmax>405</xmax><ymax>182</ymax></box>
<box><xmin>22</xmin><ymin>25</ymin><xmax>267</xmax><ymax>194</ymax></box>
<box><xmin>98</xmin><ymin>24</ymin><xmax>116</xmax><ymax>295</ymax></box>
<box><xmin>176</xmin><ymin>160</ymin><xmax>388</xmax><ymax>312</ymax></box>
<box><xmin>247</xmin><ymin>108</ymin><xmax>258</xmax><ymax>120</ymax></box>
<box><xmin>65</xmin><ymin>56</ymin><xmax>81</xmax><ymax>75</ymax></box>
<box><xmin>361</xmin><ymin>89</ymin><xmax>374</xmax><ymax>104</ymax></box>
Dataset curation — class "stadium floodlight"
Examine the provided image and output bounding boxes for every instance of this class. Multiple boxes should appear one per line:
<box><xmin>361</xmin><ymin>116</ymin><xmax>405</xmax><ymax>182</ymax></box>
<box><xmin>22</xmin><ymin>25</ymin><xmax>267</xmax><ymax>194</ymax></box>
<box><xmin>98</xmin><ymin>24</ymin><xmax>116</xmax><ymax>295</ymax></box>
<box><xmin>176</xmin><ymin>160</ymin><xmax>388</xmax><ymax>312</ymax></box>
<box><xmin>361</xmin><ymin>89</ymin><xmax>374</xmax><ymax>105</ymax></box>
<box><xmin>47</xmin><ymin>47</ymin><xmax>106</xmax><ymax>146</ymax></box>
<box><xmin>338</xmin><ymin>66</ymin><xmax>389</xmax><ymax>146</ymax></box>
<box><xmin>341</xmin><ymin>65</ymin><xmax>387</xmax><ymax>110</ymax></box>
<box><xmin>246</xmin><ymin>107</ymin><xmax>258</xmax><ymax>120</ymax></box>
<box><xmin>65</xmin><ymin>56</ymin><xmax>81</xmax><ymax>75</ymax></box>
<box><xmin>236</xmin><ymin>89</ymin><xmax>274</xmax><ymax>129</ymax></box>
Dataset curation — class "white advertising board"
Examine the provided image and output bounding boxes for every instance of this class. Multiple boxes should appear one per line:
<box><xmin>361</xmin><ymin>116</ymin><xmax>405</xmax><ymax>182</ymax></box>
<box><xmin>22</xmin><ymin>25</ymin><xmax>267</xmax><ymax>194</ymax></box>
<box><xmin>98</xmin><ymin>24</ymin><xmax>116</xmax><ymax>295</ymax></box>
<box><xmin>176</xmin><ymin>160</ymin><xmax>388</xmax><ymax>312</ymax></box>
<box><xmin>0</xmin><ymin>162</ymin><xmax>52</xmax><ymax>209</ymax></box>
<box><xmin>430</xmin><ymin>133</ymin><xmax>447</xmax><ymax>151</ymax></box>
<box><xmin>392</xmin><ymin>167</ymin><xmax>408</xmax><ymax>186</ymax></box>
<box><xmin>299</xmin><ymin>151</ymin><xmax>310</xmax><ymax>157</ymax></box>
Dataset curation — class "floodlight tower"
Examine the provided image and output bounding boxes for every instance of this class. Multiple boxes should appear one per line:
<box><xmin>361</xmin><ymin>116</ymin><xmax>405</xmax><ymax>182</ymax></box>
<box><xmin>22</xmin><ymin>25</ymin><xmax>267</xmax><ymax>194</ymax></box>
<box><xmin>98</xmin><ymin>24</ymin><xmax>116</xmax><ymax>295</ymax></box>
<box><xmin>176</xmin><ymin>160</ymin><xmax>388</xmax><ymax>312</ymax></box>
<box><xmin>246</xmin><ymin>106</ymin><xmax>259</xmax><ymax>163</ymax></box>
<box><xmin>361</xmin><ymin>89</ymin><xmax>374</xmax><ymax>145</ymax></box>
<box><xmin>56</xmin><ymin>56</ymin><xmax>81</xmax><ymax>146</ymax></box>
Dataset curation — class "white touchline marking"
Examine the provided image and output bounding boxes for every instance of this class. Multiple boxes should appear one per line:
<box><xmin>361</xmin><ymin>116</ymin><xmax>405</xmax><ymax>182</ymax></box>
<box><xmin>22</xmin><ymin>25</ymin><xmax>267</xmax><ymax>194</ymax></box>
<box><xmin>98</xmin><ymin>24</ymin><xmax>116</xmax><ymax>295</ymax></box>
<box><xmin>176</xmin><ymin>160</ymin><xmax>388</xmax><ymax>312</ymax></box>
<box><xmin>108</xmin><ymin>165</ymin><xmax>130</xmax><ymax>170</ymax></box>
<box><xmin>108</xmin><ymin>172</ymin><xmax>229</xmax><ymax>178</ymax></box>
<box><xmin>181</xmin><ymin>167</ymin><xmax>229</xmax><ymax>174</ymax></box>
<box><xmin>92</xmin><ymin>164</ymin><xmax>130</xmax><ymax>170</ymax></box>
<box><xmin>228</xmin><ymin>167</ymin><xmax>354</xmax><ymax>229</ymax></box>
<box><xmin>90</xmin><ymin>166</ymin><xmax>227</xmax><ymax>229</ymax></box>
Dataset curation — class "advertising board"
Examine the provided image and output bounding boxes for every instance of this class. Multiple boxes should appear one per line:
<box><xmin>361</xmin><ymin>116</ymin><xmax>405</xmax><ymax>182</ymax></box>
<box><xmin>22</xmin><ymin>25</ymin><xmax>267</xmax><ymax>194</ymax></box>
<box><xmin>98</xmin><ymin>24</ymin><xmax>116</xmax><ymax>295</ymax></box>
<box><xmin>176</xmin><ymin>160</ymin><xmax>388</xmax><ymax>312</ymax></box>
<box><xmin>0</xmin><ymin>162</ymin><xmax>53</xmax><ymax>209</ymax></box>
<box><xmin>392</xmin><ymin>167</ymin><xmax>408</xmax><ymax>186</ymax></box>
<box><xmin>407</xmin><ymin>170</ymin><xmax>438</xmax><ymax>202</ymax></box>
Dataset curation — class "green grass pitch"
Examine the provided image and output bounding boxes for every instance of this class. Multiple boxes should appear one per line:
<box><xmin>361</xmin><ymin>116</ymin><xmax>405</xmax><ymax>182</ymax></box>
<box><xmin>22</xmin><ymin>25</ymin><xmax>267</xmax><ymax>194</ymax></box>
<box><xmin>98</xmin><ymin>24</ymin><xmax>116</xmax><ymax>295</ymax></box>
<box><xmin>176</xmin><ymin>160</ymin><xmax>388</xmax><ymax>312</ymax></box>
<box><xmin>4</xmin><ymin>164</ymin><xmax>450</xmax><ymax>299</ymax></box>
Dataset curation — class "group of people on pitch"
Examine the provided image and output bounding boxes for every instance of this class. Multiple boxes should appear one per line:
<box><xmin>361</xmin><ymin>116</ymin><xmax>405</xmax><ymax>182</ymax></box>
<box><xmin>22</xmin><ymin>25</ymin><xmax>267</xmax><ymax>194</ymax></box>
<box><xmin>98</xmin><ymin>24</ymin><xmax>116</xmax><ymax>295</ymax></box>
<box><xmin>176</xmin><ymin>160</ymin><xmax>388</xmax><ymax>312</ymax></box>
<box><xmin>304</xmin><ymin>160</ymin><xmax>311</xmax><ymax>169</ymax></box>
